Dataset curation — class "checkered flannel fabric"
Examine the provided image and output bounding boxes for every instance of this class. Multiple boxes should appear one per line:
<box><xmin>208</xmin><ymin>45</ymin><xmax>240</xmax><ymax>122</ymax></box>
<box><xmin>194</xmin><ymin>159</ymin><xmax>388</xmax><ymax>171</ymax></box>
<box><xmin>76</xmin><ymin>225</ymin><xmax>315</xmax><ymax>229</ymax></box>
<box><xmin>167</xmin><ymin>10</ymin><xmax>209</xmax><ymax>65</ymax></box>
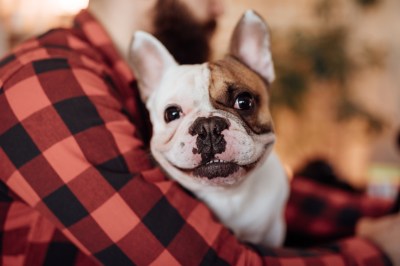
<box><xmin>285</xmin><ymin>177</ymin><xmax>396</xmax><ymax>247</ymax></box>
<box><xmin>0</xmin><ymin>10</ymin><xmax>397</xmax><ymax>266</ymax></box>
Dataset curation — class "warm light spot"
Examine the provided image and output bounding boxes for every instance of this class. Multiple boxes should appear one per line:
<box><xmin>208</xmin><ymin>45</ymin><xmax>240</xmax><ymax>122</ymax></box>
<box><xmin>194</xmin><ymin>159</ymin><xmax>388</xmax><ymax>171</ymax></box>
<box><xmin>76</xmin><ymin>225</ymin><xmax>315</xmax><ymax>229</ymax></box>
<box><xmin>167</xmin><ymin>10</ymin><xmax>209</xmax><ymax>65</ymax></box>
<box><xmin>0</xmin><ymin>0</ymin><xmax>90</xmax><ymax>37</ymax></box>
<box><xmin>1</xmin><ymin>0</ymin><xmax>89</xmax><ymax>17</ymax></box>
<box><xmin>53</xmin><ymin>0</ymin><xmax>89</xmax><ymax>15</ymax></box>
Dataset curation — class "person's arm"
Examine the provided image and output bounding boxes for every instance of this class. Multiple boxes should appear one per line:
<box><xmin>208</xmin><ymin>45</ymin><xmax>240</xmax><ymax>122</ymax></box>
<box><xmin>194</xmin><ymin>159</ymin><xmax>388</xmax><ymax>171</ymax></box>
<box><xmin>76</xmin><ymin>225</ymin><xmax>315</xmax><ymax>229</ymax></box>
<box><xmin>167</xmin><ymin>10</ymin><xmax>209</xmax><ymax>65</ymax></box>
<box><xmin>357</xmin><ymin>213</ymin><xmax>400</xmax><ymax>266</ymax></box>
<box><xmin>0</xmin><ymin>55</ymin><xmax>395</xmax><ymax>266</ymax></box>
<box><xmin>285</xmin><ymin>176</ymin><xmax>396</xmax><ymax>246</ymax></box>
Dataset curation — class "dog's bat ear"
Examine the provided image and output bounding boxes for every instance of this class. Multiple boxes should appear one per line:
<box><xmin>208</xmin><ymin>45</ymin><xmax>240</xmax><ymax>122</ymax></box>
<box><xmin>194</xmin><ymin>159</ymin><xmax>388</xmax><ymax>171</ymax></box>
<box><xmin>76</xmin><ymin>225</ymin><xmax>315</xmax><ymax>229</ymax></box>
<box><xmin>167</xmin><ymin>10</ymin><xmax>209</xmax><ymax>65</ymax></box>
<box><xmin>229</xmin><ymin>10</ymin><xmax>275</xmax><ymax>84</ymax></box>
<box><xmin>129</xmin><ymin>31</ymin><xmax>178</xmax><ymax>102</ymax></box>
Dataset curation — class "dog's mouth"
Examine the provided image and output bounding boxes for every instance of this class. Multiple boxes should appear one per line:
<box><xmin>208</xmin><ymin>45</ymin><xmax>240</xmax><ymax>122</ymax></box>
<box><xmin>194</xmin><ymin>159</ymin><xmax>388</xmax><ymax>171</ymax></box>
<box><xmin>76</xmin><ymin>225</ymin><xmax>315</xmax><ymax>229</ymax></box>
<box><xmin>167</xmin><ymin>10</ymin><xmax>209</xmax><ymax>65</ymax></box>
<box><xmin>167</xmin><ymin>141</ymin><xmax>274</xmax><ymax>183</ymax></box>
<box><xmin>175</xmin><ymin>158</ymin><xmax>259</xmax><ymax>181</ymax></box>
<box><xmin>193</xmin><ymin>160</ymin><xmax>240</xmax><ymax>179</ymax></box>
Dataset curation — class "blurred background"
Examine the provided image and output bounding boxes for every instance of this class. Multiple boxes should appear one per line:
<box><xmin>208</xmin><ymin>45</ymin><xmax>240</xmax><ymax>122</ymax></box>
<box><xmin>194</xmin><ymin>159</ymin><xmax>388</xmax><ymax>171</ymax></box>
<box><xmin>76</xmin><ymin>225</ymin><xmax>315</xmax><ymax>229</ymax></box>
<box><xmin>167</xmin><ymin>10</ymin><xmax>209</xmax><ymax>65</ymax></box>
<box><xmin>1</xmin><ymin>0</ymin><xmax>399</xmax><ymax>196</ymax></box>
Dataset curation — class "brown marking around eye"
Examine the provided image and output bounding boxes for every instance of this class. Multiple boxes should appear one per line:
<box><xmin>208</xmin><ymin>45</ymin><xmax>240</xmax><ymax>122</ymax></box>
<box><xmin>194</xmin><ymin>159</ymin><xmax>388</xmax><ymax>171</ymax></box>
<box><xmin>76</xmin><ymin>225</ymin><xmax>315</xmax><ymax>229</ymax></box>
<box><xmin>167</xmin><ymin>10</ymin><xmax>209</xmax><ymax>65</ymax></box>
<box><xmin>208</xmin><ymin>56</ymin><xmax>274</xmax><ymax>134</ymax></box>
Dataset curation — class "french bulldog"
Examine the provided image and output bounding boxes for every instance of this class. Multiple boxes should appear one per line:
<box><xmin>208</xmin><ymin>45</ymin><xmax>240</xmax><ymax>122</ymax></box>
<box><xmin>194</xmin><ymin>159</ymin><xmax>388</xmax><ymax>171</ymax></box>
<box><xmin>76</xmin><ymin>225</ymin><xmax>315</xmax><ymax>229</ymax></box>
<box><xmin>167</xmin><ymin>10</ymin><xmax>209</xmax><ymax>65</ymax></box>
<box><xmin>129</xmin><ymin>10</ymin><xmax>289</xmax><ymax>247</ymax></box>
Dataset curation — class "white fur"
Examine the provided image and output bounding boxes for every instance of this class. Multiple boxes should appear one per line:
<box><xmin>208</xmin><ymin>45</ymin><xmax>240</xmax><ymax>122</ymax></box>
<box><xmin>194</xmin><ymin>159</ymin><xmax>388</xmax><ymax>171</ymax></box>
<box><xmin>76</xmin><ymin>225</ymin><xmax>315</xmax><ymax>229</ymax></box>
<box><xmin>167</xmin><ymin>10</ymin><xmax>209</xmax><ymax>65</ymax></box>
<box><xmin>129</xmin><ymin>31</ymin><xmax>178</xmax><ymax>102</ymax></box>
<box><xmin>129</xmin><ymin>11</ymin><xmax>289</xmax><ymax>247</ymax></box>
<box><xmin>197</xmin><ymin>153</ymin><xmax>288</xmax><ymax>246</ymax></box>
<box><xmin>146</xmin><ymin>64</ymin><xmax>288</xmax><ymax>246</ymax></box>
<box><xmin>230</xmin><ymin>10</ymin><xmax>275</xmax><ymax>83</ymax></box>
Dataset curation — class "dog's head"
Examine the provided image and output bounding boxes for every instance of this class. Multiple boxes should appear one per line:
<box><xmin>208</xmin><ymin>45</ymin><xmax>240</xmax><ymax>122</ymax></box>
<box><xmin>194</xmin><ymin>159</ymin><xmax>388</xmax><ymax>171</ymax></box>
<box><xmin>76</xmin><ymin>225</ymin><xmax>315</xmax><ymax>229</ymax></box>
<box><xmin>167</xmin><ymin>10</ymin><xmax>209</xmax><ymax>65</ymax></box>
<box><xmin>130</xmin><ymin>10</ymin><xmax>276</xmax><ymax>190</ymax></box>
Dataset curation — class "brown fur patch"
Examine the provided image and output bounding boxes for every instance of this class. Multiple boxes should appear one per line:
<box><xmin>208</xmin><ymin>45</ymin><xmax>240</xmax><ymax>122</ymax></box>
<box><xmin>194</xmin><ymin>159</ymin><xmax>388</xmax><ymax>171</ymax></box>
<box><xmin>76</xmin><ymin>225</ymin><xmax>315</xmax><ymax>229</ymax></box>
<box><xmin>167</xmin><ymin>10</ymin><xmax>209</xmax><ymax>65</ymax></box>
<box><xmin>208</xmin><ymin>56</ymin><xmax>273</xmax><ymax>134</ymax></box>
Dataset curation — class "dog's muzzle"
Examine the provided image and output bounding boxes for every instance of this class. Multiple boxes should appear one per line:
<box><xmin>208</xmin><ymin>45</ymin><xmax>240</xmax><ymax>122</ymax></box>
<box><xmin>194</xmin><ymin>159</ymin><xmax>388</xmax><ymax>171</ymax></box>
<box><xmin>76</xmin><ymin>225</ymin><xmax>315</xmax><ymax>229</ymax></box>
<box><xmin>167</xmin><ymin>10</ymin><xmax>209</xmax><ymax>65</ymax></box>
<box><xmin>189</xmin><ymin>116</ymin><xmax>230</xmax><ymax>163</ymax></box>
<box><xmin>188</xmin><ymin>116</ymin><xmax>239</xmax><ymax>179</ymax></box>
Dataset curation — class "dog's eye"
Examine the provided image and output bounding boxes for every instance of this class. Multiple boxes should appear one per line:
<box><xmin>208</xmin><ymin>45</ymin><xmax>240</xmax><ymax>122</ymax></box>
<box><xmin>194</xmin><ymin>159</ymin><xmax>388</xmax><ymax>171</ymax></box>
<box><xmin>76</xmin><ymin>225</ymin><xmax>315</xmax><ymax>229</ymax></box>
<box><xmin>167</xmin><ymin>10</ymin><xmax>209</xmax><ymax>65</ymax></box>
<box><xmin>234</xmin><ymin>92</ymin><xmax>254</xmax><ymax>111</ymax></box>
<box><xmin>164</xmin><ymin>105</ymin><xmax>183</xmax><ymax>123</ymax></box>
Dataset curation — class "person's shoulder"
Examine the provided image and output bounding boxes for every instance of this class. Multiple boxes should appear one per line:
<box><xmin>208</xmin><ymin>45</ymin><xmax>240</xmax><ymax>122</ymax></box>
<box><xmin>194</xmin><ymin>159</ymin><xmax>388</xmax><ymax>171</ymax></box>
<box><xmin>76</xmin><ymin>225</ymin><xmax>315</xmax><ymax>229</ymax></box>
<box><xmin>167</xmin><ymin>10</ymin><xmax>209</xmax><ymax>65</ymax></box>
<box><xmin>0</xmin><ymin>27</ymin><xmax>105</xmax><ymax>84</ymax></box>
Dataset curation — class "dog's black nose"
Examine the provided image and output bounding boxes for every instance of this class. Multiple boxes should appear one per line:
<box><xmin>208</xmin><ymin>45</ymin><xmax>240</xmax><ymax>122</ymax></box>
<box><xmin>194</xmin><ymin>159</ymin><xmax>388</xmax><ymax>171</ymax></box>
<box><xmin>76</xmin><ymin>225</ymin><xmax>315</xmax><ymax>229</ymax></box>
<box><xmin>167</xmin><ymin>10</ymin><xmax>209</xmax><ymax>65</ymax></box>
<box><xmin>189</xmin><ymin>116</ymin><xmax>230</xmax><ymax>162</ymax></box>
<box><xmin>189</xmin><ymin>116</ymin><xmax>230</xmax><ymax>139</ymax></box>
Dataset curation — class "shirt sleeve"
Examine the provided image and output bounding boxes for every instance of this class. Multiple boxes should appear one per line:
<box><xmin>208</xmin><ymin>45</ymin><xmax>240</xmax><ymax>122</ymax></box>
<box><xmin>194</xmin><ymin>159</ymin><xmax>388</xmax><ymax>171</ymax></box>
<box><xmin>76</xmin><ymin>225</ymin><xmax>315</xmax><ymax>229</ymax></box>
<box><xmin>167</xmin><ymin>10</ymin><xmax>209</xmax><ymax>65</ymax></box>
<box><xmin>285</xmin><ymin>176</ymin><xmax>396</xmax><ymax>247</ymax></box>
<box><xmin>0</xmin><ymin>57</ymin><xmax>394</xmax><ymax>266</ymax></box>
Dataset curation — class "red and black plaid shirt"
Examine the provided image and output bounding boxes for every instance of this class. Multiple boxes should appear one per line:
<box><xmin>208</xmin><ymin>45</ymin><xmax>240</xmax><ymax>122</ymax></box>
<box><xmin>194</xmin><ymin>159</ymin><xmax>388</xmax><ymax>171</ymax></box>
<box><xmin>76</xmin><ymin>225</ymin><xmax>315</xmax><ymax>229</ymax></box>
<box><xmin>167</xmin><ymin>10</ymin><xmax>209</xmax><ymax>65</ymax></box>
<box><xmin>0</xmin><ymin>10</ymin><xmax>397</xmax><ymax>266</ymax></box>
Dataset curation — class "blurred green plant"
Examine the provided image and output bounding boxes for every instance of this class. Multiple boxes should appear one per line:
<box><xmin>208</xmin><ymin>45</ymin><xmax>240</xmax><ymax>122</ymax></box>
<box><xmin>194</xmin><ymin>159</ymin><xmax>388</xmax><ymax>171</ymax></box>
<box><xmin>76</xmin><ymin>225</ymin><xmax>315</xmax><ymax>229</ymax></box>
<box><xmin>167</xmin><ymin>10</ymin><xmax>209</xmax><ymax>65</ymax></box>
<box><xmin>356</xmin><ymin>0</ymin><xmax>381</xmax><ymax>7</ymax></box>
<box><xmin>291</xmin><ymin>27</ymin><xmax>352</xmax><ymax>83</ymax></box>
<box><xmin>271</xmin><ymin>66</ymin><xmax>307</xmax><ymax>111</ymax></box>
<box><xmin>270</xmin><ymin>0</ymin><xmax>385</xmax><ymax>133</ymax></box>
<box><xmin>337</xmin><ymin>99</ymin><xmax>385</xmax><ymax>134</ymax></box>
<box><xmin>271</xmin><ymin>28</ymin><xmax>353</xmax><ymax>110</ymax></box>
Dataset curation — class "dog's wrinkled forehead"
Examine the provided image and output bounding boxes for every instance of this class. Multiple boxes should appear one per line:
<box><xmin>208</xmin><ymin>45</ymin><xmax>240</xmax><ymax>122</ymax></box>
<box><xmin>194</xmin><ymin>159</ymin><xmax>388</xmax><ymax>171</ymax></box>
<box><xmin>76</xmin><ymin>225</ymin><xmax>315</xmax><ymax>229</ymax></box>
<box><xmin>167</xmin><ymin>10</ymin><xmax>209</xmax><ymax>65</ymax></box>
<box><xmin>208</xmin><ymin>56</ymin><xmax>273</xmax><ymax>134</ymax></box>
